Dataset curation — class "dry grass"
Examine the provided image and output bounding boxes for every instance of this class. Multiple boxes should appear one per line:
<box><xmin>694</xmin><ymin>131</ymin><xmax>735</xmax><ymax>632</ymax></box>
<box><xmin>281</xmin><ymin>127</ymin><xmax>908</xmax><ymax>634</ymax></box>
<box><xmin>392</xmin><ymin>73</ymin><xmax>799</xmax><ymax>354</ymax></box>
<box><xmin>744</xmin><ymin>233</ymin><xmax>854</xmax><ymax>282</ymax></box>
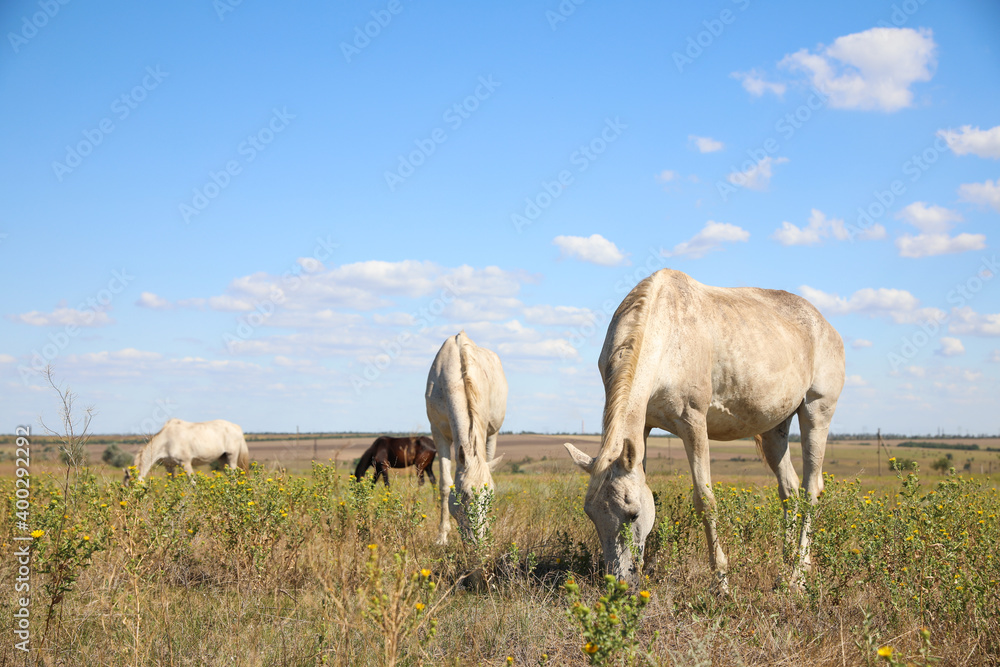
<box><xmin>2</xmin><ymin>451</ymin><xmax>998</xmax><ymax>666</ymax></box>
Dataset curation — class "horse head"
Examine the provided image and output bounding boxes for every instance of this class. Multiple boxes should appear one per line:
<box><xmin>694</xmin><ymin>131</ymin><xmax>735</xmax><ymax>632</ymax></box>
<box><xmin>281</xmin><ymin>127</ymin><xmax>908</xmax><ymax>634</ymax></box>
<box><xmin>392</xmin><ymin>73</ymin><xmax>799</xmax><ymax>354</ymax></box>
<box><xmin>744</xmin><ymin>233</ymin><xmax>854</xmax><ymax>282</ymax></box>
<box><xmin>564</xmin><ymin>438</ymin><xmax>654</xmax><ymax>586</ymax></box>
<box><xmin>450</xmin><ymin>448</ymin><xmax>504</xmax><ymax>542</ymax></box>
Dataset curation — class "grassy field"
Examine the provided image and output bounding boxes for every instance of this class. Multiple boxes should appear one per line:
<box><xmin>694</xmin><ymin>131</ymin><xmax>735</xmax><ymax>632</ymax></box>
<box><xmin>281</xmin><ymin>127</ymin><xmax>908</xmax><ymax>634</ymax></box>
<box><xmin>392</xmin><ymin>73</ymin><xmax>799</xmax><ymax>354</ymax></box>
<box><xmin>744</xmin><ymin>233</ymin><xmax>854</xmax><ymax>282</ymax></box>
<box><xmin>2</xmin><ymin>434</ymin><xmax>999</xmax><ymax>665</ymax></box>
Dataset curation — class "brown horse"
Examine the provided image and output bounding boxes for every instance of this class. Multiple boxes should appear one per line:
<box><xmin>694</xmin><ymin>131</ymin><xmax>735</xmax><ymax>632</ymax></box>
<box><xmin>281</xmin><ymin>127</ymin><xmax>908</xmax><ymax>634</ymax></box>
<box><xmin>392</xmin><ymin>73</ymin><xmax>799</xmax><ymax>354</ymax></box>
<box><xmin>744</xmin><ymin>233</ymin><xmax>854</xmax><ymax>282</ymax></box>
<box><xmin>354</xmin><ymin>435</ymin><xmax>438</xmax><ymax>487</ymax></box>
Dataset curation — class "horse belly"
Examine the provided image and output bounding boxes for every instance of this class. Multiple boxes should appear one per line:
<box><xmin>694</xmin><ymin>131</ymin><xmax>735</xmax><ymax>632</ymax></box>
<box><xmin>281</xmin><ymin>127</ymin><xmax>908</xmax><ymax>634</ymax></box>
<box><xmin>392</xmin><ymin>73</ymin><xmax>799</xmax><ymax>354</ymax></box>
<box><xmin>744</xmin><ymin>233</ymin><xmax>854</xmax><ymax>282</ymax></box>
<box><xmin>704</xmin><ymin>393</ymin><xmax>802</xmax><ymax>440</ymax></box>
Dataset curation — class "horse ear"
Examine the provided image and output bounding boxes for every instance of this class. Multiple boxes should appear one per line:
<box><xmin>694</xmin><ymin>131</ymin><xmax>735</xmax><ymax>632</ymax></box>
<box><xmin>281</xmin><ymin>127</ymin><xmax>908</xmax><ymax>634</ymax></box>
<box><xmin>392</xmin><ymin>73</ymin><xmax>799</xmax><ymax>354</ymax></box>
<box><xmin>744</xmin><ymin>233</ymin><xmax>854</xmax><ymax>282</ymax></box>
<box><xmin>619</xmin><ymin>438</ymin><xmax>638</xmax><ymax>472</ymax></box>
<box><xmin>488</xmin><ymin>453</ymin><xmax>505</xmax><ymax>471</ymax></box>
<box><xmin>564</xmin><ymin>442</ymin><xmax>596</xmax><ymax>474</ymax></box>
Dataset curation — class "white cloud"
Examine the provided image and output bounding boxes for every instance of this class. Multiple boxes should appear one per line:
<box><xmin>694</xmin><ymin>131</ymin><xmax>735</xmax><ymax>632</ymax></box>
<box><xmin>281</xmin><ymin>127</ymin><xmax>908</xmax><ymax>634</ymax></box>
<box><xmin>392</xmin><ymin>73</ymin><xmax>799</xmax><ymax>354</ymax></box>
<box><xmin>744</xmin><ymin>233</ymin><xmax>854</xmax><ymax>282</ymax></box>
<box><xmin>772</xmin><ymin>219</ymin><xmax>824</xmax><ymax>246</ymax></box>
<box><xmin>727</xmin><ymin>156</ymin><xmax>788</xmax><ymax>191</ymax></box>
<box><xmin>443</xmin><ymin>295</ymin><xmax>523</xmax><ymax>322</ymax></box>
<box><xmin>663</xmin><ymin>221</ymin><xmax>750</xmax><ymax>259</ymax></box>
<box><xmin>896</xmin><ymin>202</ymin><xmax>961</xmax><ymax>233</ymax></box>
<box><xmin>990</xmin><ymin>350</ymin><xmax>1000</xmax><ymax>362</ymax></box>
<box><xmin>553</xmin><ymin>234</ymin><xmax>628</xmax><ymax>267</ymax></box>
<box><xmin>8</xmin><ymin>307</ymin><xmax>113</xmax><ymax>327</ymax></box>
<box><xmin>0</xmin><ymin>353</ymin><xmax>16</xmax><ymax>364</ymax></box>
<box><xmin>852</xmin><ymin>339</ymin><xmax>873</xmax><ymax>349</ymax></box>
<box><xmin>771</xmin><ymin>209</ymin><xmax>883</xmax><ymax>246</ymax></box>
<box><xmin>958</xmin><ymin>178</ymin><xmax>1000</xmax><ymax>213</ymax></box>
<box><xmin>799</xmin><ymin>285</ymin><xmax>945</xmax><ymax>324</ymax></box>
<box><xmin>522</xmin><ymin>304</ymin><xmax>596</xmax><ymax>327</ymax></box>
<box><xmin>904</xmin><ymin>365</ymin><xmax>925</xmax><ymax>378</ymax></box>
<box><xmin>894</xmin><ymin>202</ymin><xmax>986</xmax><ymax>258</ymax></box>
<box><xmin>172</xmin><ymin>260</ymin><xmax>535</xmax><ymax>318</ymax></box>
<box><xmin>689</xmin><ymin>135</ymin><xmax>724</xmax><ymax>153</ymax></box>
<box><xmin>937</xmin><ymin>337</ymin><xmax>965</xmax><ymax>357</ymax></box>
<box><xmin>656</xmin><ymin>170</ymin><xmax>678</xmax><ymax>182</ymax></box>
<box><xmin>896</xmin><ymin>233</ymin><xmax>986</xmax><ymax>258</ymax></box>
<box><xmin>947</xmin><ymin>306</ymin><xmax>1000</xmax><ymax>336</ymax></box>
<box><xmin>779</xmin><ymin>27</ymin><xmax>937</xmax><ymax>112</ymax></box>
<box><xmin>731</xmin><ymin>69</ymin><xmax>786</xmax><ymax>97</ymax></box>
<box><xmin>136</xmin><ymin>292</ymin><xmax>173</xmax><ymax>310</ymax></box>
<box><xmin>844</xmin><ymin>374</ymin><xmax>868</xmax><ymax>387</ymax></box>
<box><xmin>497</xmin><ymin>338</ymin><xmax>579</xmax><ymax>360</ymax></box>
<box><xmin>937</xmin><ymin>125</ymin><xmax>1000</xmax><ymax>159</ymax></box>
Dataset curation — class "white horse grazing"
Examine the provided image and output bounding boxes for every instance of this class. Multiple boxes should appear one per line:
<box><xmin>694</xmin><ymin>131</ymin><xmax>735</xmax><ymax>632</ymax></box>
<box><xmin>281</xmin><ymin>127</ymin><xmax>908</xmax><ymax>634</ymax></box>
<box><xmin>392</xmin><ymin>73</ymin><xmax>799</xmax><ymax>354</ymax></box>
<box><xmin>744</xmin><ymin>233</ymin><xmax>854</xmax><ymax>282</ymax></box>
<box><xmin>124</xmin><ymin>418</ymin><xmax>250</xmax><ymax>484</ymax></box>
<box><xmin>425</xmin><ymin>331</ymin><xmax>507</xmax><ymax>544</ymax></box>
<box><xmin>564</xmin><ymin>269</ymin><xmax>844</xmax><ymax>590</ymax></box>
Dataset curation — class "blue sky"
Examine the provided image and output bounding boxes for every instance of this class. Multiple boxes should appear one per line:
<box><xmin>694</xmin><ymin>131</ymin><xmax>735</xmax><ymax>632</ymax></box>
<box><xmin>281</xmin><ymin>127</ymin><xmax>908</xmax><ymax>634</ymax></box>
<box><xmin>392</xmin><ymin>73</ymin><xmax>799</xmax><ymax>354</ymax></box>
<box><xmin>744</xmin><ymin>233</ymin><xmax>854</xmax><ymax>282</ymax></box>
<box><xmin>2</xmin><ymin>0</ymin><xmax>998</xmax><ymax>435</ymax></box>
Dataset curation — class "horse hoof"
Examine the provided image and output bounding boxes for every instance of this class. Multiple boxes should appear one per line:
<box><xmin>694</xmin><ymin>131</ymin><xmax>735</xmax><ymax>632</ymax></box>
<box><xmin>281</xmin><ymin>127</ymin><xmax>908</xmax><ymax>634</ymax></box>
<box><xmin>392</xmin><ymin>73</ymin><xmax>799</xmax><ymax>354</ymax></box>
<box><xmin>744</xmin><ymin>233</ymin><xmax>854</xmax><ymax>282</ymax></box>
<box><xmin>434</xmin><ymin>535</ymin><xmax>448</xmax><ymax>546</ymax></box>
<box><xmin>711</xmin><ymin>573</ymin><xmax>731</xmax><ymax>597</ymax></box>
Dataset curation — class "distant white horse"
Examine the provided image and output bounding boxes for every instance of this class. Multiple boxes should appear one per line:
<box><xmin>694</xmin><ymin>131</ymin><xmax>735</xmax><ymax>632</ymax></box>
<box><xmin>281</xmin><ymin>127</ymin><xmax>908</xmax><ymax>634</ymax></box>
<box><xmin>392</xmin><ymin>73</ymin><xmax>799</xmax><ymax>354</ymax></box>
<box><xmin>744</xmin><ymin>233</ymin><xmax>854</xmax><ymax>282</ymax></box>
<box><xmin>124</xmin><ymin>418</ymin><xmax>250</xmax><ymax>484</ymax></box>
<box><xmin>425</xmin><ymin>331</ymin><xmax>507</xmax><ymax>544</ymax></box>
<box><xmin>564</xmin><ymin>269</ymin><xmax>844</xmax><ymax>590</ymax></box>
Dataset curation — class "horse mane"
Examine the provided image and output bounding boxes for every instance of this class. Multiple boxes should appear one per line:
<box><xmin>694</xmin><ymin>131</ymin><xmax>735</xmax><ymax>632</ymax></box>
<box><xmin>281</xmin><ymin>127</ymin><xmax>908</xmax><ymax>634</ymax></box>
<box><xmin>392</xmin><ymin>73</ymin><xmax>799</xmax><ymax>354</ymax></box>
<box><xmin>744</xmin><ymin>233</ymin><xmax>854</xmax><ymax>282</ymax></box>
<box><xmin>595</xmin><ymin>274</ymin><xmax>657</xmax><ymax>475</ymax></box>
<box><xmin>457</xmin><ymin>331</ymin><xmax>487</xmax><ymax>464</ymax></box>
<box><xmin>354</xmin><ymin>440</ymin><xmax>377</xmax><ymax>480</ymax></box>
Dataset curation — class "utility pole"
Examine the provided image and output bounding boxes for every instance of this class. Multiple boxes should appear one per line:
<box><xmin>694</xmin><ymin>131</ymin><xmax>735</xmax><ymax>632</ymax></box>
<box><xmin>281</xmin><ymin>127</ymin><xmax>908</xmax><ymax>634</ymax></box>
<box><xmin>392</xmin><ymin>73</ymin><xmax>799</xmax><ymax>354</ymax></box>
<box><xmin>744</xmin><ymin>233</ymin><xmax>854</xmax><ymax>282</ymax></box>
<box><xmin>877</xmin><ymin>428</ymin><xmax>882</xmax><ymax>477</ymax></box>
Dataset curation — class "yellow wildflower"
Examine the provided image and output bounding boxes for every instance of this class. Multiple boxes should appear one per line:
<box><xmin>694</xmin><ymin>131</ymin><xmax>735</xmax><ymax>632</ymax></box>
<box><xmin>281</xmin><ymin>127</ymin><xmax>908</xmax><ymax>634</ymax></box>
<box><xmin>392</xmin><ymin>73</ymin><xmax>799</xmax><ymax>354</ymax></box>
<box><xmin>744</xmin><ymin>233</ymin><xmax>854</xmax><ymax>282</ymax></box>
<box><xmin>415</xmin><ymin>602</ymin><xmax>425</xmax><ymax>611</ymax></box>
<box><xmin>878</xmin><ymin>646</ymin><xmax>893</xmax><ymax>658</ymax></box>
<box><xmin>420</xmin><ymin>568</ymin><xmax>431</xmax><ymax>578</ymax></box>
<box><xmin>31</xmin><ymin>529</ymin><xmax>44</xmax><ymax>538</ymax></box>
<box><xmin>120</xmin><ymin>500</ymin><xmax>127</xmax><ymax>507</ymax></box>
<box><xmin>583</xmin><ymin>643</ymin><xmax>599</xmax><ymax>654</ymax></box>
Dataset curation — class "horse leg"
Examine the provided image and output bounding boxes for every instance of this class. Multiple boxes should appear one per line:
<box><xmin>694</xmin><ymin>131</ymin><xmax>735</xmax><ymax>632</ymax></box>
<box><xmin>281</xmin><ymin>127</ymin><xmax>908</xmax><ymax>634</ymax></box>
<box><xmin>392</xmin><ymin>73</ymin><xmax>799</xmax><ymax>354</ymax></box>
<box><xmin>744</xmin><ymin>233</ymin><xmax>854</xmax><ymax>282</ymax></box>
<box><xmin>182</xmin><ymin>460</ymin><xmax>197</xmax><ymax>484</ymax></box>
<box><xmin>485</xmin><ymin>431</ymin><xmax>497</xmax><ymax>463</ymax></box>
<box><xmin>678</xmin><ymin>417</ymin><xmax>729</xmax><ymax>593</ymax></box>
<box><xmin>431</xmin><ymin>425</ymin><xmax>453</xmax><ymax>545</ymax></box>
<box><xmin>423</xmin><ymin>452</ymin><xmax>437</xmax><ymax>486</ymax></box>
<box><xmin>757</xmin><ymin>416</ymin><xmax>802</xmax><ymax>569</ymax></box>
<box><xmin>792</xmin><ymin>389</ymin><xmax>838</xmax><ymax>584</ymax></box>
<box><xmin>377</xmin><ymin>459</ymin><xmax>390</xmax><ymax>488</ymax></box>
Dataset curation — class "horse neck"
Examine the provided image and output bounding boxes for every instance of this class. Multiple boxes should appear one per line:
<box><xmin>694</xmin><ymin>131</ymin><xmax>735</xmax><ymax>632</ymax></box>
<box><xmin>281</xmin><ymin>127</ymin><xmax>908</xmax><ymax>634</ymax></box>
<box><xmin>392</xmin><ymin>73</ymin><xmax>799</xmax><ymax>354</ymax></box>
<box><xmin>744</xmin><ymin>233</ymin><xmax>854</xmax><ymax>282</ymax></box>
<box><xmin>599</xmin><ymin>356</ymin><xmax>657</xmax><ymax>470</ymax></box>
<box><xmin>135</xmin><ymin>436</ymin><xmax>159</xmax><ymax>479</ymax></box>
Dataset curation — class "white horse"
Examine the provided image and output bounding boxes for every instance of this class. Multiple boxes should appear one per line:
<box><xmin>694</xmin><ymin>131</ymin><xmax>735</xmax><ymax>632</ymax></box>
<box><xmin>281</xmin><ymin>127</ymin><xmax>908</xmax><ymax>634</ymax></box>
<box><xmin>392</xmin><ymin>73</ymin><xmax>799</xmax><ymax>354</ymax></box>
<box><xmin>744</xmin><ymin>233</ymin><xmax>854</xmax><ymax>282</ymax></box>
<box><xmin>564</xmin><ymin>269</ymin><xmax>844</xmax><ymax>590</ymax></box>
<box><xmin>425</xmin><ymin>331</ymin><xmax>507</xmax><ymax>543</ymax></box>
<box><xmin>124</xmin><ymin>418</ymin><xmax>250</xmax><ymax>484</ymax></box>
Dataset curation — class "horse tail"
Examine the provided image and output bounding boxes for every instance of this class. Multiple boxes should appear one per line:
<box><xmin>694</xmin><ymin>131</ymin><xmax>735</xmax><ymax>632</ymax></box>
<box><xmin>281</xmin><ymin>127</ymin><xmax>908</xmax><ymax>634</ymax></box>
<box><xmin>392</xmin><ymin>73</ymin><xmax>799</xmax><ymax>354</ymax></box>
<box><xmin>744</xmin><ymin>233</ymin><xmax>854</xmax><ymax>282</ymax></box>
<box><xmin>237</xmin><ymin>442</ymin><xmax>250</xmax><ymax>472</ymax></box>
<box><xmin>753</xmin><ymin>433</ymin><xmax>764</xmax><ymax>462</ymax></box>
<box><xmin>458</xmin><ymin>333</ymin><xmax>487</xmax><ymax>461</ymax></box>
<box><xmin>354</xmin><ymin>443</ymin><xmax>376</xmax><ymax>481</ymax></box>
